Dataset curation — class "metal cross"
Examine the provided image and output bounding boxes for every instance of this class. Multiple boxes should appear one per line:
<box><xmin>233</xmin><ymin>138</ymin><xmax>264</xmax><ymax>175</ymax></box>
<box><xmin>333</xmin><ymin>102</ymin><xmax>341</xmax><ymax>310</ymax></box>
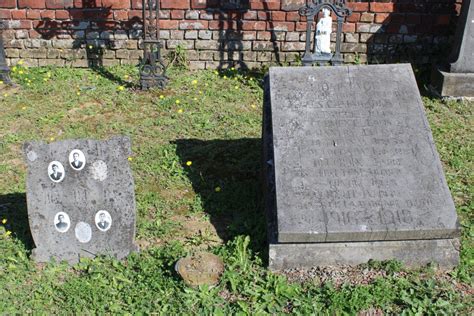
<box><xmin>140</xmin><ymin>0</ymin><xmax>168</xmax><ymax>90</ymax></box>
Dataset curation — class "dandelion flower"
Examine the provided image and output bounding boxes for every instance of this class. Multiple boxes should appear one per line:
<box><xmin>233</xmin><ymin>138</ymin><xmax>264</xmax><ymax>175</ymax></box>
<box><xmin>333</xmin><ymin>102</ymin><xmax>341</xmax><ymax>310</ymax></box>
<box><xmin>159</xmin><ymin>95</ymin><xmax>164</xmax><ymax>99</ymax></box>
<box><xmin>128</xmin><ymin>157</ymin><xmax>133</xmax><ymax>161</ymax></box>
<box><xmin>76</xmin><ymin>92</ymin><xmax>81</xmax><ymax>96</ymax></box>
<box><xmin>88</xmin><ymin>45</ymin><xmax>93</xmax><ymax>49</ymax></box>
<box><xmin>199</xmin><ymin>91</ymin><xmax>203</xmax><ymax>94</ymax></box>
<box><xmin>175</xmin><ymin>99</ymin><xmax>180</xmax><ymax>104</ymax></box>
<box><xmin>3</xmin><ymin>93</ymin><xmax>8</xmax><ymax>97</ymax></box>
<box><xmin>186</xmin><ymin>161</ymin><xmax>192</xmax><ymax>166</ymax></box>
<box><xmin>117</xmin><ymin>86</ymin><xmax>125</xmax><ymax>91</ymax></box>
<box><xmin>234</xmin><ymin>86</ymin><xmax>239</xmax><ymax>90</ymax></box>
<box><xmin>5</xmin><ymin>231</ymin><xmax>11</xmax><ymax>236</ymax></box>
<box><xmin>177</xmin><ymin>109</ymin><xmax>183</xmax><ymax>113</ymax></box>
<box><xmin>22</xmin><ymin>106</ymin><xmax>26</xmax><ymax>110</ymax></box>
<box><xmin>19</xmin><ymin>70</ymin><xmax>24</xmax><ymax>75</ymax></box>
<box><xmin>251</xmin><ymin>104</ymin><xmax>256</xmax><ymax>109</ymax></box>
<box><xmin>231</xmin><ymin>67</ymin><xmax>235</xmax><ymax>71</ymax></box>
<box><xmin>215</xmin><ymin>187</ymin><xmax>221</xmax><ymax>192</ymax></box>
<box><xmin>124</xmin><ymin>74</ymin><xmax>129</xmax><ymax>79</ymax></box>
<box><xmin>192</xmin><ymin>79</ymin><xmax>198</xmax><ymax>85</ymax></box>
<box><xmin>12</xmin><ymin>66</ymin><xmax>17</xmax><ymax>72</ymax></box>
<box><xmin>18</xmin><ymin>59</ymin><xmax>24</xmax><ymax>65</ymax></box>
<box><xmin>50</xmin><ymin>137</ymin><xmax>55</xmax><ymax>141</ymax></box>
<box><xmin>223</xmin><ymin>75</ymin><xmax>227</xmax><ymax>79</ymax></box>
<box><xmin>193</xmin><ymin>97</ymin><xmax>198</xmax><ymax>101</ymax></box>
<box><xmin>43</xmin><ymin>78</ymin><xmax>48</xmax><ymax>81</ymax></box>
<box><xmin>214</xmin><ymin>71</ymin><xmax>219</xmax><ymax>75</ymax></box>
<box><xmin>1</xmin><ymin>219</ymin><xmax>6</xmax><ymax>224</ymax></box>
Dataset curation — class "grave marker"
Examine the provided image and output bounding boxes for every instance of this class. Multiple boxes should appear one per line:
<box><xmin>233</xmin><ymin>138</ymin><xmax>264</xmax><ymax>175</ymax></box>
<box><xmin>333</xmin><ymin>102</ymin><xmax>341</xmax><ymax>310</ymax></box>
<box><xmin>263</xmin><ymin>65</ymin><xmax>461</xmax><ymax>270</ymax></box>
<box><xmin>24</xmin><ymin>136</ymin><xmax>138</xmax><ymax>264</ymax></box>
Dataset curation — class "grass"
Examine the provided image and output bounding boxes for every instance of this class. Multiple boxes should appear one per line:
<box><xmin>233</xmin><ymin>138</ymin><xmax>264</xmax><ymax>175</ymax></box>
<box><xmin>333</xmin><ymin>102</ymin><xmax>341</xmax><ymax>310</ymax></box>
<box><xmin>0</xmin><ymin>63</ymin><xmax>472</xmax><ymax>314</ymax></box>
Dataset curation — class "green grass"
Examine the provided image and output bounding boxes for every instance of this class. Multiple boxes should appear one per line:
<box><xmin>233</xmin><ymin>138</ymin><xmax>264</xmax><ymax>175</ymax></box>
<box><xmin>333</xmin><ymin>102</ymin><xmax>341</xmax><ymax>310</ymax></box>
<box><xmin>0</xmin><ymin>64</ymin><xmax>472</xmax><ymax>314</ymax></box>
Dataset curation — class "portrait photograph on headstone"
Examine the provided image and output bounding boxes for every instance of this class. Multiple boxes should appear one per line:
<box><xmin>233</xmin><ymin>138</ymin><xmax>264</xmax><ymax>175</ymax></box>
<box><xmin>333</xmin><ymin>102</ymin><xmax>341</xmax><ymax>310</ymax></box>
<box><xmin>0</xmin><ymin>0</ymin><xmax>472</xmax><ymax>314</ymax></box>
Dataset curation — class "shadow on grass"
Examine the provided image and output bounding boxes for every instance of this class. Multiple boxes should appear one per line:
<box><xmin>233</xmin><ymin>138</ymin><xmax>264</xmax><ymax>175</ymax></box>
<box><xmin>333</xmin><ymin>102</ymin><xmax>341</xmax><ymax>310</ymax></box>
<box><xmin>174</xmin><ymin>138</ymin><xmax>267</xmax><ymax>260</ymax></box>
<box><xmin>0</xmin><ymin>193</ymin><xmax>34</xmax><ymax>251</ymax></box>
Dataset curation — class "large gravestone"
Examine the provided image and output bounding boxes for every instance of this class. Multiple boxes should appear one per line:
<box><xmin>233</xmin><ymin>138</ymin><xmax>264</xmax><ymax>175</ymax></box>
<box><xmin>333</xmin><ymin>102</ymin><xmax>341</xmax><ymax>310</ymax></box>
<box><xmin>263</xmin><ymin>65</ymin><xmax>461</xmax><ymax>270</ymax></box>
<box><xmin>23</xmin><ymin>136</ymin><xmax>138</xmax><ymax>264</ymax></box>
<box><xmin>432</xmin><ymin>0</ymin><xmax>474</xmax><ymax>97</ymax></box>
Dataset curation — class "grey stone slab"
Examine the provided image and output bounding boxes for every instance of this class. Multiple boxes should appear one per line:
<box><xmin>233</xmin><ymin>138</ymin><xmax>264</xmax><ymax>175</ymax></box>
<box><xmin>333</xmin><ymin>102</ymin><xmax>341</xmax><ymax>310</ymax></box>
<box><xmin>23</xmin><ymin>136</ymin><xmax>138</xmax><ymax>264</ymax></box>
<box><xmin>431</xmin><ymin>67</ymin><xmax>474</xmax><ymax>98</ymax></box>
<box><xmin>268</xmin><ymin>239</ymin><xmax>460</xmax><ymax>270</ymax></box>
<box><xmin>450</xmin><ymin>0</ymin><xmax>474</xmax><ymax>73</ymax></box>
<box><xmin>265</xmin><ymin>65</ymin><xmax>460</xmax><ymax>243</ymax></box>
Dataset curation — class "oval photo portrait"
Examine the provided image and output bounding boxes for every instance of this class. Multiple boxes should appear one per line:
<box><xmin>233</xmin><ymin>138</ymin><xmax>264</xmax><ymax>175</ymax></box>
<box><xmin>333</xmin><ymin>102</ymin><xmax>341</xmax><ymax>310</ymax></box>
<box><xmin>95</xmin><ymin>210</ymin><xmax>112</xmax><ymax>232</ymax></box>
<box><xmin>69</xmin><ymin>149</ymin><xmax>86</xmax><ymax>171</ymax></box>
<box><xmin>48</xmin><ymin>161</ymin><xmax>65</xmax><ymax>183</ymax></box>
<box><xmin>54</xmin><ymin>211</ymin><xmax>71</xmax><ymax>233</ymax></box>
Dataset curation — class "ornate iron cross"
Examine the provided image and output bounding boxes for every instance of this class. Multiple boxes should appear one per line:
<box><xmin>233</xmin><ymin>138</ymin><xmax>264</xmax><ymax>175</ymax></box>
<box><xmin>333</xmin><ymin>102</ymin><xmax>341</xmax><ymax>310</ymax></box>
<box><xmin>140</xmin><ymin>0</ymin><xmax>167</xmax><ymax>90</ymax></box>
<box><xmin>0</xmin><ymin>21</ymin><xmax>13</xmax><ymax>85</ymax></box>
<box><xmin>299</xmin><ymin>0</ymin><xmax>352</xmax><ymax>66</ymax></box>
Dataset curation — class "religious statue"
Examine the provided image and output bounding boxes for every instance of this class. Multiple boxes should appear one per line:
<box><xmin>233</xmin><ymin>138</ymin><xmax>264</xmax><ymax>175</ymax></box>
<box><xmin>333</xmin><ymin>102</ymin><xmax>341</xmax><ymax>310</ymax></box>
<box><xmin>314</xmin><ymin>8</ymin><xmax>333</xmax><ymax>57</ymax></box>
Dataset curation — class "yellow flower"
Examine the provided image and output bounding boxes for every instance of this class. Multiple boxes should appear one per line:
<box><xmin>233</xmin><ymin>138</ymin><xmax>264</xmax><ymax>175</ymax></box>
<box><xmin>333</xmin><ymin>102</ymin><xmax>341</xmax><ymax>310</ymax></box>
<box><xmin>231</xmin><ymin>67</ymin><xmax>235</xmax><ymax>71</ymax></box>
<box><xmin>3</xmin><ymin>93</ymin><xmax>8</xmax><ymax>97</ymax></box>
<box><xmin>251</xmin><ymin>104</ymin><xmax>257</xmax><ymax>109</ymax></box>
<box><xmin>18</xmin><ymin>59</ymin><xmax>24</xmax><ymax>65</ymax></box>
<box><xmin>186</xmin><ymin>161</ymin><xmax>192</xmax><ymax>166</ymax></box>
<box><xmin>26</xmin><ymin>83</ymin><xmax>30</xmax><ymax>86</ymax></box>
<box><xmin>43</xmin><ymin>78</ymin><xmax>48</xmax><ymax>81</ymax></box>
<box><xmin>76</xmin><ymin>92</ymin><xmax>81</xmax><ymax>96</ymax></box>
<box><xmin>19</xmin><ymin>70</ymin><xmax>24</xmax><ymax>75</ymax></box>
<box><xmin>199</xmin><ymin>91</ymin><xmax>203</xmax><ymax>94</ymax></box>
<box><xmin>50</xmin><ymin>137</ymin><xmax>55</xmax><ymax>141</ymax></box>
<box><xmin>88</xmin><ymin>45</ymin><xmax>93</xmax><ymax>49</ymax></box>
<box><xmin>234</xmin><ymin>86</ymin><xmax>239</xmax><ymax>90</ymax></box>
<box><xmin>0</xmin><ymin>81</ymin><xmax>3</xmax><ymax>84</ymax></box>
<box><xmin>1</xmin><ymin>219</ymin><xmax>6</xmax><ymax>224</ymax></box>
<box><xmin>128</xmin><ymin>157</ymin><xmax>133</xmax><ymax>161</ymax></box>
<box><xmin>191</xmin><ymin>79</ymin><xmax>198</xmax><ymax>85</ymax></box>
<box><xmin>177</xmin><ymin>109</ymin><xmax>183</xmax><ymax>113</ymax></box>
<box><xmin>214</xmin><ymin>71</ymin><xmax>219</xmax><ymax>75</ymax></box>
<box><xmin>249</xmin><ymin>78</ymin><xmax>253</xmax><ymax>81</ymax></box>
<box><xmin>223</xmin><ymin>75</ymin><xmax>227</xmax><ymax>79</ymax></box>
<box><xmin>124</xmin><ymin>74</ymin><xmax>129</xmax><ymax>79</ymax></box>
<box><xmin>22</xmin><ymin>106</ymin><xmax>26</xmax><ymax>110</ymax></box>
<box><xmin>12</xmin><ymin>66</ymin><xmax>17</xmax><ymax>72</ymax></box>
<box><xmin>47</xmin><ymin>72</ymin><xmax>51</xmax><ymax>78</ymax></box>
<box><xmin>175</xmin><ymin>99</ymin><xmax>180</xmax><ymax>104</ymax></box>
<box><xmin>159</xmin><ymin>95</ymin><xmax>164</xmax><ymax>99</ymax></box>
<box><xmin>117</xmin><ymin>86</ymin><xmax>125</xmax><ymax>91</ymax></box>
<box><xmin>205</xmin><ymin>83</ymin><xmax>209</xmax><ymax>87</ymax></box>
<box><xmin>5</xmin><ymin>231</ymin><xmax>11</xmax><ymax>236</ymax></box>
<box><xmin>193</xmin><ymin>97</ymin><xmax>198</xmax><ymax>101</ymax></box>
<box><xmin>215</xmin><ymin>187</ymin><xmax>221</xmax><ymax>192</ymax></box>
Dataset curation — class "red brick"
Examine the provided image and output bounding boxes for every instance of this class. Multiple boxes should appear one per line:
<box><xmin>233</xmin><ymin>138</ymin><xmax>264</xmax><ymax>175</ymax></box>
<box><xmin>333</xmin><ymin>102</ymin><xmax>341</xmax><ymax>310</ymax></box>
<box><xmin>242</xmin><ymin>21</ymin><xmax>266</xmax><ymax>31</ymax></box>
<box><xmin>46</xmin><ymin>0</ymin><xmax>73</xmax><ymax>8</ymax></box>
<box><xmin>286</xmin><ymin>12</ymin><xmax>301</xmax><ymax>22</ymax></box>
<box><xmin>101</xmin><ymin>0</ymin><xmax>130</xmax><ymax>9</ymax></box>
<box><xmin>17</xmin><ymin>20</ymin><xmax>33</xmax><ymax>28</ymax></box>
<box><xmin>129</xmin><ymin>10</ymin><xmax>142</xmax><ymax>19</ymax></box>
<box><xmin>250</xmin><ymin>0</ymin><xmax>280</xmax><ymax>10</ymax></box>
<box><xmin>171</xmin><ymin>10</ymin><xmax>185</xmax><ymax>19</ymax></box>
<box><xmin>375</xmin><ymin>13</ymin><xmax>390</xmax><ymax>24</ymax></box>
<box><xmin>258</xmin><ymin>11</ymin><xmax>270</xmax><ymax>20</ymax></box>
<box><xmin>41</xmin><ymin>10</ymin><xmax>55</xmax><ymax>19</ymax></box>
<box><xmin>161</xmin><ymin>20</ymin><xmax>180</xmax><ymax>29</ymax></box>
<box><xmin>347</xmin><ymin>3</ymin><xmax>369</xmax><ymax>12</ymax></box>
<box><xmin>179</xmin><ymin>20</ymin><xmax>208</xmax><ymax>30</ymax></box>
<box><xmin>0</xmin><ymin>10</ymin><xmax>11</xmax><ymax>19</ymax></box>
<box><xmin>268</xmin><ymin>21</ymin><xmax>294</xmax><ymax>31</ymax></box>
<box><xmin>243</xmin><ymin>10</ymin><xmax>257</xmax><ymax>20</ymax></box>
<box><xmin>131</xmin><ymin>0</ymin><xmax>143</xmax><ymax>9</ymax></box>
<box><xmin>162</xmin><ymin>0</ymin><xmax>190</xmax><ymax>10</ymax></box>
<box><xmin>272</xmin><ymin>11</ymin><xmax>286</xmax><ymax>21</ymax></box>
<box><xmin>436</xmin><ymin>15</ymin><xmax>451</xmax><ymax>26</ymax></box>
<box><xmin>27</xmin><ymin>9</ymin><xmax>41</xmax><ymax>19</ymax></box>
<box><xmin>295</xmin><ymin>22</ymin><xmax>307</xmax><ymax>31</ymax></box>
<box><xmin>343</xmin><ymin>23</ymin><xmax>356</xmax><ymax>33</ymax></box>
<box><xmin>347</xmin><ymin>13</ymin><xmax>360</xmax><ymax>23</ymax></box>
<box><xmin>191</xmin><ymin>0</ymin><xmax>206</xmax><ymax>9</ymax></box>
<box><xmin>18</xmin><ymin>0</ymin><xmax>46</xmax><ymax>9</ymax></box>
<box><xmin>55</xmin><ymin>10</ymin><xmax>70</xmax><ymax>19</ymax></box>
<box><xmin>370</xmin><ymin>3</ymin><xmax>395</xmax><ymax>13</ymax></box>
<box><xmin>29</xmin><ymin>29</ymin><xmax>42</xmax><ymax>38</ymax></box>
<box><xmin>12</xmin><ymin>10</ymin><xmax>27</xmax><ymax>19</ymax></box>
<box><xmin>2</xmin><ymin>0</ymin><xmax>17</xmax><ymax>8</ymax></box>
<box><xmin>114</xmin><ymin>10</ymin><xmax>129</xmax><ymax>21</ymax></box>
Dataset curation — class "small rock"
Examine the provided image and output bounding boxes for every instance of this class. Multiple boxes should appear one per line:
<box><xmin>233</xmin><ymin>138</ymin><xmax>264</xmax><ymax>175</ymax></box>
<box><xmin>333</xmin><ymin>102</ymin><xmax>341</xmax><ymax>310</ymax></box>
<box><xmin>175</xmin><ymin>252</ymin><xmax>224</xmax><ymax>287</ymax></box>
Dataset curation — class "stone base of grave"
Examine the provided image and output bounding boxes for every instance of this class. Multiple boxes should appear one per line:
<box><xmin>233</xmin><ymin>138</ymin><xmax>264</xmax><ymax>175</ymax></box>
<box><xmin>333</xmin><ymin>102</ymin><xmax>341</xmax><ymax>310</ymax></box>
<box><xmin>431</xmin><ymin>67</ymin><xmax>474</xmax><ymax>98</ymax></box>
<box><xmin>268</xmin><ymin>239</ymin><xmax>460</xmax><ymax>271</ymax></box>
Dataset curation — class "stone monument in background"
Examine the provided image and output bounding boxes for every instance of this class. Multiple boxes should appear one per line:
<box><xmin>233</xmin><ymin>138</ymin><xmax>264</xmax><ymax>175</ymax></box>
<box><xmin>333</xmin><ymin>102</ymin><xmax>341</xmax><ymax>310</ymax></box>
<box><xmin>24</xmin><ymin>136</ymin><xmax>138</xmax><ymax>264</ymax></box>
<box><xmin>263</xmin><ymin>65</ymin><xmax>461</xmax><ymax>270</ymax></box>
<box><xmin>432</xmin><ymin>0</ymin><xmax>474</xmax><ymax>97</ymax></box>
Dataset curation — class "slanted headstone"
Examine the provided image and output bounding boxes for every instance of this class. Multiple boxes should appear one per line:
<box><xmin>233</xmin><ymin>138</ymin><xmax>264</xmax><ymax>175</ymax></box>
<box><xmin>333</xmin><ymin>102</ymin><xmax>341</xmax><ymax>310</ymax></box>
<box><xmin>23</xmin><ymin>136</ymin><xmax>138</xmax><ymax>264</ymax></box>
<box><xmin>432</xmin><ymin>0</ymin><xmax>474</xmax><ymax>97</ymax></box>
<box><xmin>263</xmin><ymin>65</ymin><xmax>461</xmax><ymax>270</ymax></box>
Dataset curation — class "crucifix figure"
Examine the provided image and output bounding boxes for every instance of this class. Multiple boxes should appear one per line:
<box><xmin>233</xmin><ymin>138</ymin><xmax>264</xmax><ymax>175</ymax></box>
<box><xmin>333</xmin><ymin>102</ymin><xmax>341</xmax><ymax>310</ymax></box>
<box><xmin>314</xmin><ymin>8</ymin><xmax>333</xmax><ymax>57</ymax></box>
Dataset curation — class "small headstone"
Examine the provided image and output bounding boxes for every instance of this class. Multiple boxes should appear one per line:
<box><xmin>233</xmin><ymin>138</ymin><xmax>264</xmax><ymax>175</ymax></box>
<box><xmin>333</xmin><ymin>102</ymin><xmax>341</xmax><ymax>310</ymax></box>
<box><xmin>23</xmin><ymin>136</ymin><xmax>138</xmax><ymax>264</ymax></box>
<box><xmin>175</xmin><ymin>252</ymin><xmax>225</xmax><ymax>287</ymax></box>
<box><xmin>432</xmin><ymin>0</ymin><xmax>474</xmax><ymax>97</ymax></box>
<box><xmin>263</xmin><ymin>65</ymin><xmax>461</xmax><ymax>270</ymax></box>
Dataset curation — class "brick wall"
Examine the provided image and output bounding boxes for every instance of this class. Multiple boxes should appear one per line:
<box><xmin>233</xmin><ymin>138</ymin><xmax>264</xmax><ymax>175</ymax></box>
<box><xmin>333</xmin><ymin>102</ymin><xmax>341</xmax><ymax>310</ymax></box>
<box><xmin>0</xmin><ymin>0</ymin><xmax>464</xmax><ymax>69</ymax></box>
